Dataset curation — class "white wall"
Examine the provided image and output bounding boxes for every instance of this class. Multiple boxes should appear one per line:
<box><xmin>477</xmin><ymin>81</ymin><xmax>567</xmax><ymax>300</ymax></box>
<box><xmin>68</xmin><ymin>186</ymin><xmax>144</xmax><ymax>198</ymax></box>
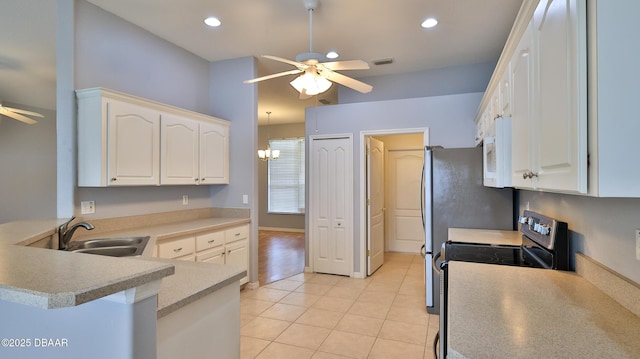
<box><xmin>305</xmin><ymin>93</ymin><xmax>483</xmax><ymax>271</ymax></box>
<box><xmin>0</xmin><ymin>103</ymin><xmax>57</xmax><ymax>223</ymax></box>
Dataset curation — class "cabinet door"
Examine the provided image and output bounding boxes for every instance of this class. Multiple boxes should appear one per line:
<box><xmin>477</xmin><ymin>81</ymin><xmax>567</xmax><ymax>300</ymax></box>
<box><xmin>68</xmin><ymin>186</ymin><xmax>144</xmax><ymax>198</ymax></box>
<box><xmin>533</xmin><ymin>0</ymin><xmax>587</xmax><ymax>193</ymax></box>
<box><xmin>160</xmin><ymin>114</ymin><xmax>199</xmax><ymax>185</ymax></box>
<box><xmin>196</xmin><ymin>246</ymin><xmax>225</xmax><ymax>264</ymax></box>
<box><xmin>510</xmin><ymin>22</ymin><xmax>535</xmax><ymax>189</ymax></box>
<box><xmin>107</xmin><ymin>100</ymin><xmax>160</xmax><ymax>185</ymax></box>
<box><xmin>499</xmin><ymin>64</ymin><xmax>512</xmax><ymax>117</ymax></box>
<box><xmin>199</xmin><ymin>122</ymin><xmax>229</xmax><ymax>184</ymax></box>
<box><xmin>225</xmin><ymin>240</ymin><xmax>248</xmax><ymax>284</ymax></box>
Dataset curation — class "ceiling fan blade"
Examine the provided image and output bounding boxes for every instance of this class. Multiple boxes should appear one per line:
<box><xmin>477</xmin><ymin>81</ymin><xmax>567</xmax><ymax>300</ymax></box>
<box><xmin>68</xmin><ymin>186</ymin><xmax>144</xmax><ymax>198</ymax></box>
<box><xmin>0</xmin><ymin>108</ymin><xmax>38</xmax><ymax>124</ymax></box>
<box><xmin>1</xmin><ymin>106</ymin><xmax>44</xmax><ymax>118</ymax></box>
<box><xmin>244</xmin><ymin>69</ymin><xmax>303</xmax><ymax>84</ymax></box>
<box><xmin>322</xmin><ymin>70</ymin><xmax>373</xmax><ymax>94</ymax></box>
<box><xmin>321</xmin><ymin>60</ymin><xmax>370</xmax><ymax>71</ymax></box>
<box><xmin>262</xmin><ymin>55</ymin><xmax>307</xmax><ymax>69</ymax></box>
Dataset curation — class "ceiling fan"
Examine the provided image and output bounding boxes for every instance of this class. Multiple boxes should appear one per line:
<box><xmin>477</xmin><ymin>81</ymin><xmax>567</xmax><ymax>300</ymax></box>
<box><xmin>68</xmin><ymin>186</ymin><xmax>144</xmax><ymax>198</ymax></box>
<box><xmin>244</xmin><ymin>0</ymin><xmax>373</xmax><ymax>99</ymax></box>
<box><xmin>0</xmin><ymin>103</ymin><xmax>43</xmax><ymax>124</ymax></box>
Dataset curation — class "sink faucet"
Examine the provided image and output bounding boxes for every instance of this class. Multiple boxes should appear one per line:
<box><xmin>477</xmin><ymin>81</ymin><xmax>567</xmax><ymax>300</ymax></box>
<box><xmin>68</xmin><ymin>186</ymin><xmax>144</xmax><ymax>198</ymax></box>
<box><xmin>58</xmin><ymin>216</ymin><xmax>95</xmax><ymax>249</ymax></box>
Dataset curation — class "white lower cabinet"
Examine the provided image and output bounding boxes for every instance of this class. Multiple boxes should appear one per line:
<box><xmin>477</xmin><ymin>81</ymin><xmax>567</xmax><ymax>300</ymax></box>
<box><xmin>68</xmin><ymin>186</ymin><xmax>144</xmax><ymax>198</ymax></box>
<box><xmin>156</xmin><ymin>224</ymin><xmax>249</xmax><ymax>285</ymax></box>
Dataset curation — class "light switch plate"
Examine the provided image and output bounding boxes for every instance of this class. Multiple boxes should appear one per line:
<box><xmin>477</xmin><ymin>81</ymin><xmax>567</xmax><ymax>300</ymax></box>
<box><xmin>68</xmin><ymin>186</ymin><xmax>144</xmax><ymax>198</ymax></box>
<box><xmin>182</xmin><ymin>195</ymin><xmax>189</xmax><ymax>205</ymax></box>
<box><xmin>81</xmin><ymin>201</ymin><xmax>95</xmax><ymax>214</ymax></box>
<box><xmin>242</xmin><ymin>194</ymin><xmax>249</xmax><ymax>204</ymax></box>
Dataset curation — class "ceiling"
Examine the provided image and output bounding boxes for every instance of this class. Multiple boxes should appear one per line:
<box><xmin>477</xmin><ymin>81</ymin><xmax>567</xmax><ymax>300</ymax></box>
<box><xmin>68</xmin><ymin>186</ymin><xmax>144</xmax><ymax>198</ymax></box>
<box><xmin>1</xmin><ymin>0</ymin><xmax>524</xmax><ymax>125</ymax></box>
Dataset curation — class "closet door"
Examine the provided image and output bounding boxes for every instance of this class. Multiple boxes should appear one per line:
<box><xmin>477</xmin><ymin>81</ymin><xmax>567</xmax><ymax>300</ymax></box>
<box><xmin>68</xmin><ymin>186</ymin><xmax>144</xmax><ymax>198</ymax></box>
<box><xmin>310</xmin><ymin>136</ymin><xmax>353</xmax><ymax>276</ymax></box>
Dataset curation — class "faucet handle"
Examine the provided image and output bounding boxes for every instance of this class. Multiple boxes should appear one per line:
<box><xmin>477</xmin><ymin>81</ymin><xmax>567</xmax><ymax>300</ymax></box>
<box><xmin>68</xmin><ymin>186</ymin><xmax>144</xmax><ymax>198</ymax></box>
<box><xmin>58</xmin><ymin>216</ymin><xmax>76</xmax><ymax>233</ymax></box>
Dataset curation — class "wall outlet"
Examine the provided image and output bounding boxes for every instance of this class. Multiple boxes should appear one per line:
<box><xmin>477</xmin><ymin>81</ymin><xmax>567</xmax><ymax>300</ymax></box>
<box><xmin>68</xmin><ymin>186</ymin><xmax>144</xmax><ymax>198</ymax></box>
<box><xmin>182</xmin><ymin>195</ymin><xmax>189</xmax><ymax>205</ymax></box>
<box><xmin>242</xmin><ymin>194</ymin><xmax>249</xmax><ymax>204</ymax></box>
<box><xmin>80</xmin><ymin>201</ymin><xmax>95</xmax><ymax>214</ymax></box>
<box><xmin>636</xmin><ymin>230</ymin><xmax>640</xmax><ymax>261</ymax></box>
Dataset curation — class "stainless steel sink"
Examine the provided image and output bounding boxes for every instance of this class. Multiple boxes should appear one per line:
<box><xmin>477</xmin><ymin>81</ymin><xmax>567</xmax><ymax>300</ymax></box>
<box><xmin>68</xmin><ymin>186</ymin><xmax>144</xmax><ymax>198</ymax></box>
<box><xmin>65</xmin><ymin>236</ymin><xmax>150</xmax><ymax>257</ymax></box>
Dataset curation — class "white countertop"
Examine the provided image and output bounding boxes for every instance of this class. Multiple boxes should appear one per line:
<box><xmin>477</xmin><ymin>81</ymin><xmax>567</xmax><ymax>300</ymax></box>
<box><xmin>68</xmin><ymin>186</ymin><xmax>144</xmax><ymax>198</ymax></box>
<box><xmin>0</xmin><ymin>244</ymin><xmax>174</xmax><ymax>309</ymax></box>
<box><xmin>0</xmin><ymin>216</ymin><xmax>249</xmax><ymax>313</ymax></box>
<box><xmin>447</xmin><ymin>261</ymin><xmax>640</xmax><ymax>358</ymax></box>
<box><xmin>448</xmin><ymin>228</ymin><xmax>521</xmax><ymax>246</ymax></box>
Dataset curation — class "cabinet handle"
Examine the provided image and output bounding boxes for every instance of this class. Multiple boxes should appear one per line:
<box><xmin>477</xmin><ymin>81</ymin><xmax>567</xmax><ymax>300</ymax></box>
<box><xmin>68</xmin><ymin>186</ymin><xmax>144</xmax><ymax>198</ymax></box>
<box><xmin>201</xmin><ymin>178</ymin><xmax>205</xmax><ymax>181</ymax></box>
<box><xmin>207</xmin><ymin>239</ymin><xmax>216</xmax><ymax>244</ymax></box>
<box><xmin>522</xmin><ymin>171</ymin><xmax>539</xmax><ymax>179</ymax></box>
<box><xmin>173</xmin><ymin>247</ymin><xmax>182</xmax><ymax>252</ymax></box>
<box><xmin>195</xmin><ymin>178</ymin><xmax>199</xmax><ymax>182</ymax></box>
<box><xmin>234</xmin><ymin>233</ymin><xmax>240</xmax><ymax>237</ymax></box>
<box><xmin>111</xmin><ymin>177</ymin><xmax>117</xmax><ymax>182</ymax></box>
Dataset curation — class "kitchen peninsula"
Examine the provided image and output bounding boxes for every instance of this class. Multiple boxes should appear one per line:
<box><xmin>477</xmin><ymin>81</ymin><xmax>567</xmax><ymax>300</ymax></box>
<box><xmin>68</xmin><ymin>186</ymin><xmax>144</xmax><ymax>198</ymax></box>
<box><xmin>0</xmin><ymin>214</ymin><xmax>248</xmax><ymax>359</ymax></box>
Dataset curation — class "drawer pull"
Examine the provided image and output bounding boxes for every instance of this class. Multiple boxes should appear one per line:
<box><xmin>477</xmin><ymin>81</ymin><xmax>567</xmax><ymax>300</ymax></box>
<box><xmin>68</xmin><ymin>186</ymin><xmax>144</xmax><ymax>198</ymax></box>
<box><xmin>234</xmin><ymin>233</ymin><xmax>240</xmax><ymax>237</ymax></box>
<box><xmin>173</xmin><ymin>247</ymin><xmax>183</xmax><ymax>252</ymax></box>
<box><xmin>207</xmin><ymin>239</ymin><xmax>216</xmax><ymax>244</ymax></box>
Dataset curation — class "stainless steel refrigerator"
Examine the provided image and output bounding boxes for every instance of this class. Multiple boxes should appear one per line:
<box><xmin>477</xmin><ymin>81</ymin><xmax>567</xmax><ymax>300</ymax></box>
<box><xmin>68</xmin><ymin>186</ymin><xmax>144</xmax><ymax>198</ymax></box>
<box><xmin>422</xmin><ymin>147</ymin><xmax>514</xmax><ymax>314</ymax></box>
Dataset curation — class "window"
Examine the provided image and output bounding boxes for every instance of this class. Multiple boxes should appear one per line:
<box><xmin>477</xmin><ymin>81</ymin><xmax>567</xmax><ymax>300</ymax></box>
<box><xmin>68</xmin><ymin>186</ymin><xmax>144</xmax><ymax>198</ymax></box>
<box><xmin>268</xmin><ymin>138</ymin><xmax>305</xmax><ymax>214</ymax></box>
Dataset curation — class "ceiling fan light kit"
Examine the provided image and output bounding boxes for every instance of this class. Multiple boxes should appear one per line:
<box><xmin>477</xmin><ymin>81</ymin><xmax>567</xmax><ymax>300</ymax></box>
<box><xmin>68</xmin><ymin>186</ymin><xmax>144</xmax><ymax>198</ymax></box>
<box><xmin>244</xmin><ymin>0</ymin><xmax>372</xmax><ymax>99</ymax></box>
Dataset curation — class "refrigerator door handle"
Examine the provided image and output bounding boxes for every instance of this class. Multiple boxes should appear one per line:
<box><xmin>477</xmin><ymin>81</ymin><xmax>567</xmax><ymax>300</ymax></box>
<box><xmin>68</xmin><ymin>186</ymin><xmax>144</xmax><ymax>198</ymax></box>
<box><xmin>425</xmin><ymin>252</ymin><xmax>434</xmax><ymax>307</ymax></box>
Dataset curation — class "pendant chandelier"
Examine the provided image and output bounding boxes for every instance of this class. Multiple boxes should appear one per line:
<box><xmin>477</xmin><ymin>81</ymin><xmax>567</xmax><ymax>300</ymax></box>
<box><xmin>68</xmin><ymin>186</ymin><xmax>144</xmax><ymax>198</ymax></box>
<box><xmin>258</xmin><ymin>111</ymin><xmax>280</xmax><ymax>160</ymax></box>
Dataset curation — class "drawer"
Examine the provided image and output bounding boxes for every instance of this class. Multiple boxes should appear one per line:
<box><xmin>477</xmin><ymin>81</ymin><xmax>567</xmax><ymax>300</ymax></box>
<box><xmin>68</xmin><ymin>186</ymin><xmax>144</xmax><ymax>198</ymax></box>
<box><xmin>196</xmin><ymin>231</ymin><xmax>224</xmax><ymax>251</ymax></box>
<box><xmin>225</xmin><ymin>225</ymin><xmax>249</xmax><ymax>244</ymax></box>
<box><xmin>157</xmin><ymin>237</ymin><xmax>195</xmax><ymax>259</ymax></box>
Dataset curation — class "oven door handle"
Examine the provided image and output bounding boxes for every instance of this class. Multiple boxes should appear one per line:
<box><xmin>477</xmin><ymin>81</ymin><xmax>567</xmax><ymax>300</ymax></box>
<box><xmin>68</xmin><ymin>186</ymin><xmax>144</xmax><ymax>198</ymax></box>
<box><xmin>432</xmin><ymin>251</ymin><xmax>442</xmax><ymax>274</ymax></box>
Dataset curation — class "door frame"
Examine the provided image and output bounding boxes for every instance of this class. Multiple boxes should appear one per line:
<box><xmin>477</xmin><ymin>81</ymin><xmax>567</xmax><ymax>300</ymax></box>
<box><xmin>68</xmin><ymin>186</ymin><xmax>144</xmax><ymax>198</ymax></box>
<box><xmin>307</xmin><ymin>133</ymin><xmax>354</xmax><ymax>276</ymax></box>
<box><xmin>358</xmin><ymin>128</ymin><xmax>429</xmax><ymax>278</ymax></box>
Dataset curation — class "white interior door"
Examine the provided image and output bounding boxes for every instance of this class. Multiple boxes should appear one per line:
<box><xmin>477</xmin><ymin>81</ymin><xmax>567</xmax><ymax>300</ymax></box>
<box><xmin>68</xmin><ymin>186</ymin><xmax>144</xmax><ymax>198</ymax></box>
<box><xmin>310</xmin><ymin>136</ymin><xmax>353</xmax><ymax>276</ymax></box>
<box><xmin>385</xmin><ymin>149</ymin><xmax>424</xmax><ymax>253</ymax></box>
<box><xmin>367</xmin><ymin>137</ymin><xmax>385</xmax><ymax>275</ymax></box>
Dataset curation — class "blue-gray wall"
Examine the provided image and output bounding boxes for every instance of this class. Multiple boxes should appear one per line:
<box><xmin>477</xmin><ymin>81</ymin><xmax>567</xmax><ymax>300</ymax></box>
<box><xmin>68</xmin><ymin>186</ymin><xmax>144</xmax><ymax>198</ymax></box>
<box><xmin>305</xmin><ymin>93</ymin><xmax>483</xmax><ymax>273</ymax></box>
<box><xmin>73</xmin><ymin>0</ymin><xmax>215</xmax><ymax>219</ymax></box>
<box><xmin>339</xmin><ymin>62</ymin><xmax>495</xmax><ymax>104</ymax></box>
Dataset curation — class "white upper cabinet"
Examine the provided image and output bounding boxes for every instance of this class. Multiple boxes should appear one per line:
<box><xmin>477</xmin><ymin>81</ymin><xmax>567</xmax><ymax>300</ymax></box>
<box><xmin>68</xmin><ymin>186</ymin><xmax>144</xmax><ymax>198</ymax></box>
<box><xmin>77</xmin><ymin>88</ymin><xmax>230</xmax><ymax>187</ymax></box>
<box><xmin>510</xmin><ymin>21</ymin><xmax>535</xmax><ymax>189</ymax></box>
<box><xmin>161</xmin><ymin>114</ymin><xmax>199</xmax><ymax>185</ymax></box>
<box><xmin>586</xmin><ymin>1</ymin><xmax>640</xmax><ymax>197</ymax></box>
<box><xmin>199</xmin><ymin>121</ymin><xmax>229</xmax><ymax>184</ymax></box>
<box><xmin>532</xmin><ymin>0</ymin><xmax>587</xmax><ymax>193</ymax></box>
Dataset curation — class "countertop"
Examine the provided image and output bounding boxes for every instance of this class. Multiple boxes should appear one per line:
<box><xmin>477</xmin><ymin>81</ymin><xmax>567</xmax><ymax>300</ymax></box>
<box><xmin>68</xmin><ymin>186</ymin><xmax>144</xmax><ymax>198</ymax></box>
<box><xmin>447</xmin><ymin>261</ymin><xmax>640</xmax><ymax>358</ymax></box>
<box><xmin>448</xmin><ymin>228</ymin><xmax>521</xmax><ymax>246</ymax></box>
<box><xmin>0</xmin><ymin>244</ymin><xmax>174</xmax><ymax>309</ymax></box>
<box><xmin>72</xmin><ymin>217</ymin><xmax>251</xmax><ymax>257</ymax></box>
<box><xmin>0</xmin><ymin>216</ymin><xmax>249</xmax><ymax>313</ymax></box>
<box><xmin>0</xmin><ymin>218</ymin><xmax>70</xmax><ymax>246</ymax></box>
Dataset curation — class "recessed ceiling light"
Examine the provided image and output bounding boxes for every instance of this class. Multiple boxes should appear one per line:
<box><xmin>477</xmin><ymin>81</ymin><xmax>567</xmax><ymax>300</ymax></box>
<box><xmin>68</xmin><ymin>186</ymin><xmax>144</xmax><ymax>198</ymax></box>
<box><xmin>204</xmin><ymin>17</ymin><xmax>221</xmax><ymax>27</ymax></box>
<box><xmin>326</xmin><ymin>51</ymin><xmax>339</xmax><ymax>59</ymax></box>
<box><xmin>421</xmin><ymin>18</ymin><xmax>438</xmax><ymax>29</ymax></box>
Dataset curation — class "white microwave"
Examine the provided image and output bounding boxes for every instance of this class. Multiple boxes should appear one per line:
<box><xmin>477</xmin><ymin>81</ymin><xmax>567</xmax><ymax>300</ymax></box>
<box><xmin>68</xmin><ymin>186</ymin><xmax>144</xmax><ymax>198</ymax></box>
<box><xmin>483</xmin><ymin>117</ymin><xmax>512</xmax><ymax>188</ymax></box>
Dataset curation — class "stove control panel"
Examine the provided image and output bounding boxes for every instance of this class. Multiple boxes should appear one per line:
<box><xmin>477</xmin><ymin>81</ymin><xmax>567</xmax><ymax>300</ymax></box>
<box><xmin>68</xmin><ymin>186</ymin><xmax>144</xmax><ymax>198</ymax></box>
<box><xmin>519</xmin><ymin>210</ymin><xmax>567</xmax><ymax>250</ymax></box>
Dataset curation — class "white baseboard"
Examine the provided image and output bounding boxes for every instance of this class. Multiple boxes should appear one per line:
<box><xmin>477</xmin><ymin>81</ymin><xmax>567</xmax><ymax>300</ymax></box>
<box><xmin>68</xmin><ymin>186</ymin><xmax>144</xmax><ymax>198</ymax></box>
<box><xmin>352</xmin><ymin>272</ymin><xmax>365</xmax><ymax>279</ymax></box>
<box><xmin>245</xmin><ymin>281</ymin><xmax>259</xmax><ymax>290</ymax></box>
<box><xmin>258</xmin><ymin>226</ymin><xmax>305</xmax><ymax>233</ymax></box>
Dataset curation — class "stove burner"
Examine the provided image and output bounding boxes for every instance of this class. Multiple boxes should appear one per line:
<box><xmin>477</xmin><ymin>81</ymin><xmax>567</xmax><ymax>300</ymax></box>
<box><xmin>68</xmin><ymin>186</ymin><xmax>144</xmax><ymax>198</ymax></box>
<box><xmin>443</xmin><ymin>243</ymin><xmax>536</xmax><ymax>267</ymax></box>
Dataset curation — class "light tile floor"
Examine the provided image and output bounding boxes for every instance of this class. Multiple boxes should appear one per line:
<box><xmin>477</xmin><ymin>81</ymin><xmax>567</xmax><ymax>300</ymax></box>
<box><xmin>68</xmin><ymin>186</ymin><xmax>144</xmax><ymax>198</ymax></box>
<box><xmin>240</xmin><ymin>252</ymin><xmax>439</xmax><ymax>359</ymax></box>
